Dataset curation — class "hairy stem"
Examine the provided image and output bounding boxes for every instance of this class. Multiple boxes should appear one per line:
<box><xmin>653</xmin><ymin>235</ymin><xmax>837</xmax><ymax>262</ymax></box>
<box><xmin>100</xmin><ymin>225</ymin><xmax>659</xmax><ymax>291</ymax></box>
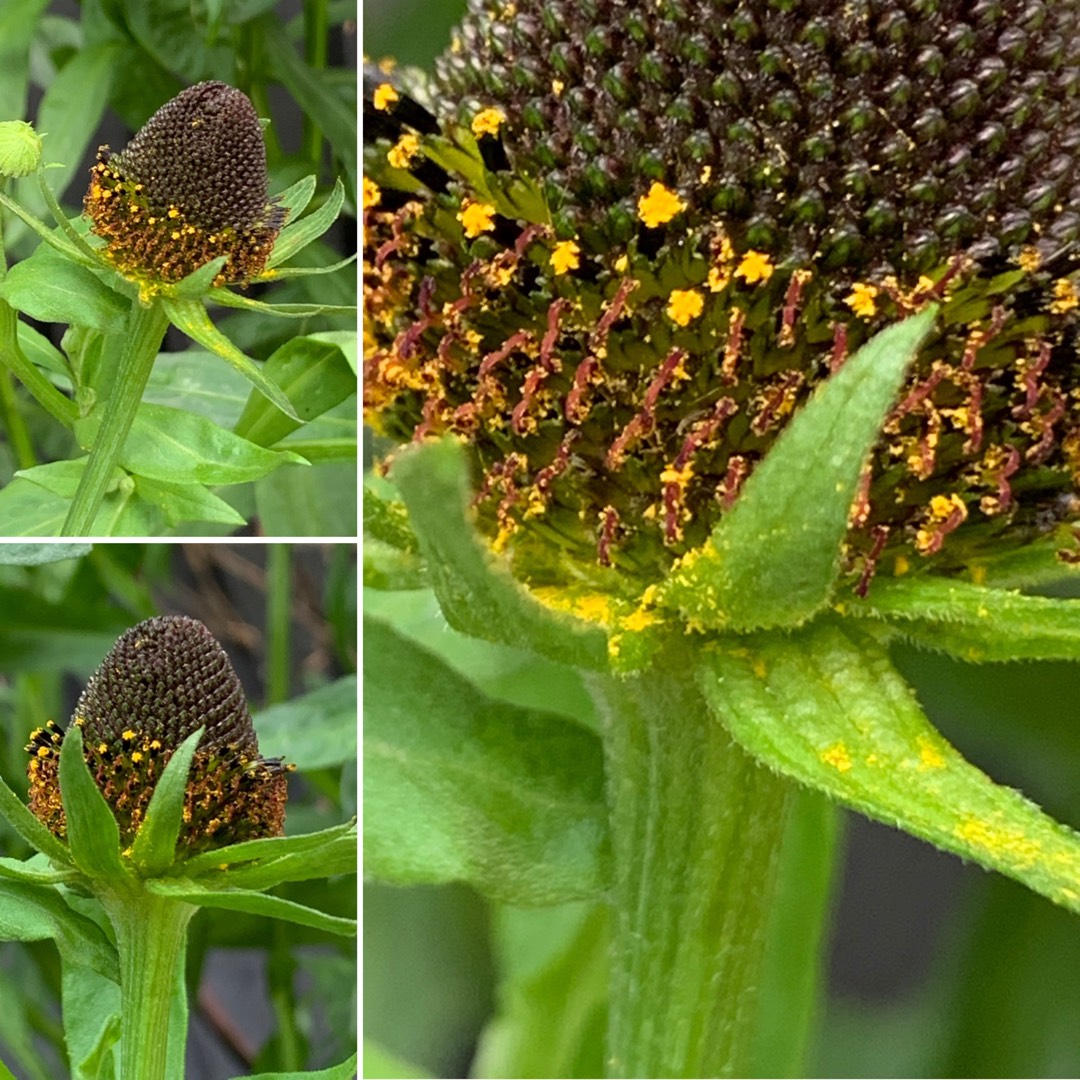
<box><xmin>63</xmin><ymin>301</ymin><xmax>169</xmax><ymax>535</ymax></box>
<box><xmin>588</xmin><ymin>655</ymin><xmax>796</xmax><ymax>1078</ymax></box>
<box><xmin>104</xmin><ymin>890</ymin><xmax>195</xmax><ymax>1080</ymax></box>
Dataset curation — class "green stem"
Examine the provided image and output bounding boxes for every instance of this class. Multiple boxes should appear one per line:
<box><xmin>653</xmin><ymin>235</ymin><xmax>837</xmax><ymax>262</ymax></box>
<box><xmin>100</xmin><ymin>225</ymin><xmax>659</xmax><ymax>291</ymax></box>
<box><xmin>588</xmin><ymin>655</ymin><xmax>796</xmax><ymax>1078</ymax></box>
<box><xmin>63</xmin><ymin>301</ymin><xmax>169</xmax><ymax>535</ymax></box>
<box><xmin>302</xmin><ymin>0</ymin><xmax>329</xmax><ymax>165</ymax></box>
<box><xmin>266</xmin><ymin>543</ymin><xmax>292</xmax><ymax>706</ymax></box>
<box><xmin>103</xmin><ymin>890</ymin><xmax>196</xmax><ymax>1080</ymax></box>
<box><xmin>0</xmin><ymin>365</ymin><xmax>35</xmax><ymax>468</ymax></box>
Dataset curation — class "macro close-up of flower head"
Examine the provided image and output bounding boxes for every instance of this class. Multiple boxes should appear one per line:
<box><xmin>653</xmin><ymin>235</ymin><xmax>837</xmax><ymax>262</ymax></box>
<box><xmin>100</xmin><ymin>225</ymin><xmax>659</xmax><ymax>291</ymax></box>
<box><xmin>363</xmin><ymin>3</ymin><xmax>1080</xmax><ymax>1078</ymax></box>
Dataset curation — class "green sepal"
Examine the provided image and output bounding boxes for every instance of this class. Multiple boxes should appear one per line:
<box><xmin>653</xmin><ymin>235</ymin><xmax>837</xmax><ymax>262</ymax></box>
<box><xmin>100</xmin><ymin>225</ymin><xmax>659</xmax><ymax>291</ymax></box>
<box><xmin>177</xmin><ymin>819</ymin><xmax>356</xmax><ymax>880</ymax></box>
<box><xmin>0</xmin><ymin>879</ymin><xmax>119</xmax><ymax>983</ymax></box>
<box><xmin>697</xmin><ymin>619</ymin><xmax>1080</xmax><ymax>914</ymax></box>
<box><xmin>954</xmin><ymin>527</ymin><xmax>1080</xmax><ymax>590</ymax></box>
<box><xmin>159</xmin><ymin>296</ymin><xmax>299</xmax><ymax>421</ymax></box>
<box><xmin>267</xmin><ymin>178</ymin><xmax>345</xmax><ymax>269</ymax></box>
<box><xmin>253</xmin><ymin>253</ymin><xmax>356</xmax><ymax>281</ymax></box>
<box><xmin>59</xmin><ymin>724</ymin><xmax>129</xmax><ymax>884</ymax></box>
<box><xmin>843</xmin><ymin>576</ymin><xmax>1080</xmax><ymax>662</ymax></box>
<box><xmin>363</xmin><ymin>478</ymin><xmax>419</xmax><ymax>552</ymax></box>
<box><xmin>659</xmin><ymin>308</ymin><xmax>938</xmax><ymax>631</ymax></box>
<box><xmin>0</xmin><ymin>188</ymin><xmax>100</xmax><ymax>269</ymax></box>
<box><xmin>144</xmin><ymin>878</ymin><xmax>356</xmax><ymax>936</ymax></box>
<box><xmin>129</xmin><ymin>727</ymin><xmax>203</xmax><ymax>877</ymax></box>
<box><xmin>390</xmin><ymin>438</ymin><xmax>609</xmax><ymax>670</ymax></box>
<box><xmin>208</xmin><ymin>291</ymin><xmax>356</xmax><ymax>319</ymax></box>
<box><xmin>0</xmin><ymin>771</ymin><xmax>74</xmax><ymax>866</ymax></box>
<box><xmin>169</xmin><ymin>256</ymin><xmax>229</xmax><ymax>299</ymax></box>
<box><xmin>273</xmin><ymin>174</ymin><xmax>318</xmax><ymax>224</ymax></box>
<box><xmin>365</xmin><ymin>617</ymin><xmax>610</xmax><ymax>904</ymax></box>
<box><xmin>0</xmin><ymin>853</ymin><xmax>80</xmax><ymax>886</ymax></box>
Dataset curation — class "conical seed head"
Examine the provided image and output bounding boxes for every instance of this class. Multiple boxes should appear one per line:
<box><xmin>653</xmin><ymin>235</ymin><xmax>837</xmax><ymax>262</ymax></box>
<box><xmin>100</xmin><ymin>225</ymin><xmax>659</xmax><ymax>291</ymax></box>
<box><xmin>437</xmin><ymin>0</ymin><xmax>1080</xmax><ymax>279</ymax></box>
<box><xmin>84</xmin><ymin>81</ymin><xmax>285</xmax><ymax>290</ymax></box>
<box><xmin>26</xmin><ymin>616</ymin><xmax>289</xmax><ymax>857</ymax></box>
<box><xmin>74</xmin><ymin>615</ymin><xmax>259</xmax><ymax>754</ymax></box>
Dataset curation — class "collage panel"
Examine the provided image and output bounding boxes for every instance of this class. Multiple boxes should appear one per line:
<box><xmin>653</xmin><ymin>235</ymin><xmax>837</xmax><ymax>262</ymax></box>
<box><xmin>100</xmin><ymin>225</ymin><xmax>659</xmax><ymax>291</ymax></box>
<box><xmin>0</xmin><ymin>0</ymin><xmax>358</xmax><ymax>540</ymax></box>
<box><xmin>0</xmin><ymin>541</ymin><xmax>357</xmax><ymax>1078</ymax></box>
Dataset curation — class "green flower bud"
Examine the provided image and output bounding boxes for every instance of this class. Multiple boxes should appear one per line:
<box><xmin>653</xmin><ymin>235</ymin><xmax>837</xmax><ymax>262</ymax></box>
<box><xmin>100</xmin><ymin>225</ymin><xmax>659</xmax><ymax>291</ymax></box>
<box><xmin>0</xmin><ymin>120</ymin><xmax>43</xmax><ymax>179</ymax></box>
<box><xmin>84</xmin><ymin>82</ymin><xmax>286</xmax><ymax>293</ymax></box>
<box><xmin>27</xmin><ymin>616</ymin><xmax>290</xmax><ymax>857</ymax></box>
<box><xmin>364</xmin><ymin>2</ymin><xmax>1080</xmax><ymax>592</ymax></box>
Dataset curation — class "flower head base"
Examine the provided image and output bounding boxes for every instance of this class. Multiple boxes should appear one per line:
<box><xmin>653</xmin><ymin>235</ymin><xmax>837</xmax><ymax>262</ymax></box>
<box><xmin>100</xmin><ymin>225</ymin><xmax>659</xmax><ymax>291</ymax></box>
<box><xmin>364</xmin><ymin>2</ymin><xmax>1080</xmax><ymax>591</ymax></box>
<box><xmin>27</xmin><ymin>616</ymin><xmax>290</xmax><ymax>857</ymax></box>
<box><xmin>84</xmin><ymin>82</ymin><xmax>286</xmax><ymax>294</ymax></box>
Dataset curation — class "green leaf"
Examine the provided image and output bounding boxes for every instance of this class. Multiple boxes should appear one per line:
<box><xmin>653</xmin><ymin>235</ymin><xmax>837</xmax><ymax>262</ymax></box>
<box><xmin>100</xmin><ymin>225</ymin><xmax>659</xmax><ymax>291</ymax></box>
<box><xmin>145</xmin><ymin>878</ymin><xmax>357</xmax><ymax>935</ymax></box>
<box><xmin>62</xmin><ymin>964</ymin><xmax>121</xmax><ymax>1080</ymax></box>
<box><xmin>364</xmin><ymin>617</ymin><xmax>610</xmax><ymax>904</ymax></box>
<box><xmin>844</xmin><ymin>576</ymin><xmax>1080</xmax><ymax>662</ymax></box>
<box><xmin>0</xmin><ymin>254</ymin><xmax>128</xmax><ymax>331</ymax></box>
<box><xmin>254</xmin><ymin>460</ymin><xmax>356</xmax><ymax>537</ymax></box>
<box><xmin>120</xmin><ymin>0</ymin><xmax>229</xmax><ymax>82</ymax></box>
<box><xmin>130</xmin><ymin>727</ymin><xmax>203</xmax><ymax>876</ymax></box>
<box><xmin>232</xmin><ymin>332</ymin><xmax>357</xmax><ymax>448</ymax></box>
<box><xmin>0</xmin><ymin>879</ymin><xmax>119</xmax><ymax>982</ymax></box>
<box><xmin>205</xmin><ymin>834</ymin><xmax>357</xmax><ymax>892</ymax></box>
<box><xmin>0</xmin><ymin>543</ymin><xmax>90</xmax><ymax>565</ymax></box>
<box><xmin>132</xmin><ymin>476</ymin><xmax>246</xmax><ymax>528</ymax></box>
<box><xmin>0</xmin><ymin>853</ymin><xmax>78</xmax><ymax>886</ymax></box>
<box><xmin>160</xmin><ymin>296</ymin><xmax>300</xmax><ymax>420</ymax></box>
<box><xmin>75</xmin><ymin>403</ymin><xmax>306</xmax><ymax>486</ymax></box>
<box><xmin>209</xmin><ymin>291</ymin><xmax>356</xmax><ymax>318</ymax></box>
<box><xmin>267</xmin><ymin>179</ymin><xmax>346</xmax><ymax>269</ymax></box>
<box><xmin>697</xmin><ymin>618</ymin><xmax>1080</xmax><ymax>915</ymax></box>
<box><xmin>659</xmin><ymin>308</ymin><xmax>938</xmax><ymax>631</ymax></box>
<box><xmin>241</xmin><ymin>1051</ymin><xmax>359</xmax><ymax>1080</ymax></box>
<box><xmin>390</xmin><ymin>438</ymin><xmax>610</xmax><ymax>670</ymax></box>
<box><xmin>361</xmin><ymin>1042</ymin><xmax>431</xmax><ymax>1080</ymax></box>
<box><xmin>253</xmin><ymin>676</ymin><xmax>356</xmax><ymax>770</ymax></box>
<box><xmin>0</xmin><ymin>0</ymin><xmax>50</xmax><ymax>122</ymax></box>
<box><xmin>143</xmin><ymin>349</ymin><xmax>251</xmax><ymax>429</ymax></box>
<box><xmin>59</xmin><ymin>724</ymin><xmax>128</xmax><ymax>882</ymax></box>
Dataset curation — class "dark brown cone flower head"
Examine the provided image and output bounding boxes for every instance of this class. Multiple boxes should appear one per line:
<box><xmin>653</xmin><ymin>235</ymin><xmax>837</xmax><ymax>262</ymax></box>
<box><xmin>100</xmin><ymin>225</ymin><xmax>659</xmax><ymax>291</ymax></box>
<box><xmin>84</xmin><ymin>82</ymin><xmax>286</xmax><ymax>293</ymax></box>
<box><xmin>27</xmin><ymin>616</ymin><xmax>290</xmax><ymax>857</ymax></box>
<box><xmin>364</xmin><ymin>0</ymin><xmax>1080</xmax><ymax>593</ymax></box>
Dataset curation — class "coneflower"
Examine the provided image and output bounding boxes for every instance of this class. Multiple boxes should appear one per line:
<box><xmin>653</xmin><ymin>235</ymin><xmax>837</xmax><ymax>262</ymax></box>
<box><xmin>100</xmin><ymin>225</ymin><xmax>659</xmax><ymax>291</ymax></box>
<box><xmin>27</xmin><ymin>615</ymin><xmax>290</xmax><ymax>858</ymax></box>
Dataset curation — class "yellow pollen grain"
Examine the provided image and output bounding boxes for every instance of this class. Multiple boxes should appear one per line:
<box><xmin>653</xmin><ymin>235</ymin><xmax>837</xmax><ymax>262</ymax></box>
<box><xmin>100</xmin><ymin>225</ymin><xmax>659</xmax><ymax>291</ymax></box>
<box><xmin>171</xmin><ymin>230</ymin><xmax>181</xmax><ymax>240</ymax></box>
<box><xmin>167</xmin><ymin>207</ymin><xmax>179</xmax><ymax>218</ymax></box>
<box><xmin>550</xmin><ymin>239</ymin><xmax>581</xmax><ymax>276</ymax></box>
<box><xmin>471</xmin><ymin>107</ymin><xmax>505</xmax><ymax>137</ymax></box>
<box><xmin>660</xmin><ymin>464</ymin><xmax>694</xmax><ymax>485</ymax></box>
<box><xmin>707</xmin><ymin>266</ymin><xmax>730</xmax><ymax>292</ymax></box>
<box><xmin>735</xmin><ymin>250</ymin><xmax>774</xmax><ymax>285</ymax></box>
<box><xmin>752</xmin><ymin>658</ymin><xmax>768</xmax><ymax>679</ymax></box>
<box><xmin>667</xmin><ymin>287</ymin><xmax>704</xmax><ymax>326</ymax></box>
<box><xmin>458</xmin><ymin>199</ymin><xmax>496</xmax><ymax>238</ymax></box>
<box><xmin>131</xmin><ymin>751</ymin><xmax>143</xmax><ymax>764</ymax></box>
<box><xmin>1050</xmin><ymin>277</ymin><xmax>1079</xmax><ymax>314</ymax></box>
<box><xmin>1017</xmin><ymin>246</ymin><xmax>1041</xmax><ymax>272</ymax></box>
<box><xmin>552</xmin><ymin>78</ymin><xmax>565</xmax><ymax>96</ymax></box>
<box><xmin>98</xmin><ymin>743</ymin><xmax>107</xmax><ymax>754</ymax></box>
<box><xmin>637</xmin><ymin>182</ymin><xmax>686</xmax><ymax>228</ymax></box>
<box><xmin>821</xmin><ymin>742</ymin><xmax>853</xmax><ymax>773</ymax></box>
<box><xmin>845</xmin><ymin>282</ymin><xmax>879</xmax><ymax>319</ymax></box>
<box><xmin>373</xmin><ymin>83</ymin><xmax>399</xmax><ymax>111</ymax></box>
<box><xmin>894</xmin><ymin>554</ymin><xmax>910</xmax><ymax>575</ymax></box>
<box><xmin>362</xmin><ymin>175</ymin><xmax>381</xmax><ymax>210</ymax></box>
<box><xmin>953</xmin><ymin>816</ymin><xmax>1044</xmax><ymax>868</ymax></box>
<box><xmin>36</xmin><ymin>746</ymin><xmax>49</xmax><ymax>758</ymax></box>
<box><xmin>614</xmin><ymin>253</ymin><xmax>629</xmax><ymax>273</ymax></box>
<box><xmin>387</xmin><ymin>132</ymin><xmax>420</xmax><ymax>170</ymax></box>
<box><xmin>916</xmin><ymin>734</ymin><xmax>946</xmax><ymax>771</ymax></box>
<box><xmin>122</xmin><ymin>729</ymin><xmax>136</xmax><ymax>741</ymax></box>
<box><xmin>623</xmin><ymin>607</ymin><xmax>660</xmax><ymax>632</ymax></box>
<box><xmin>150</xmin><ymin>739</ymin><xmax>162</xmax><ymax>750</ymax></box>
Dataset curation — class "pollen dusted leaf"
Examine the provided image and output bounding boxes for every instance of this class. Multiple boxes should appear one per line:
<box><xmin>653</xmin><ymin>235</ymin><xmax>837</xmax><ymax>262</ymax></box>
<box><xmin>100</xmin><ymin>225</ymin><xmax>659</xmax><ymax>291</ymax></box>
<box><xmin>390</xmin><ymin>438</ymin><xmax>609</xmax><ymax>671</ymax></box>
<box><xmin>131</xmin><ymin>726</ymin><xmax>204</xmax><ymax>876</ymax></box>
<box><xmin>266</xmin><ymin>178</ymin><xmax>345</xmax><ymax>269</ymax></box>
<box><xmin>58</xmin><ymin>724</ymin><xmax>128</xmax><ymax>882</ymax></box>
<box><xmin>698</xmin><ymin>619</ymin><xmax>1080</xmax><ymax>915</ymax></box>
<box><xmin>160</xmin><ymin>296</ymin><xmax>300</xmax><ymax>420</ymax></box>
<box><xmin>843</xmin><ymin>577</ymin><xmax>1080</xmax><ymax>662</ymax></box>
<box><xmin>660</xmin><ymin>308</ymin><xmax>938</xmax><ymax>632</ymax></box>
<box><xmin>365</xmin><ymin>617</ymin><xmax>610</xmax><ymax>905</ymax></box>
<box><xmin>0</xmin><ymin>772</ymin><xmax>72</xmax><ymax>866</ymax></box>
<box><xmin>172</xmin><ymin>255</ymin><xmax>230</xmax><ymax>299</ymax></box>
